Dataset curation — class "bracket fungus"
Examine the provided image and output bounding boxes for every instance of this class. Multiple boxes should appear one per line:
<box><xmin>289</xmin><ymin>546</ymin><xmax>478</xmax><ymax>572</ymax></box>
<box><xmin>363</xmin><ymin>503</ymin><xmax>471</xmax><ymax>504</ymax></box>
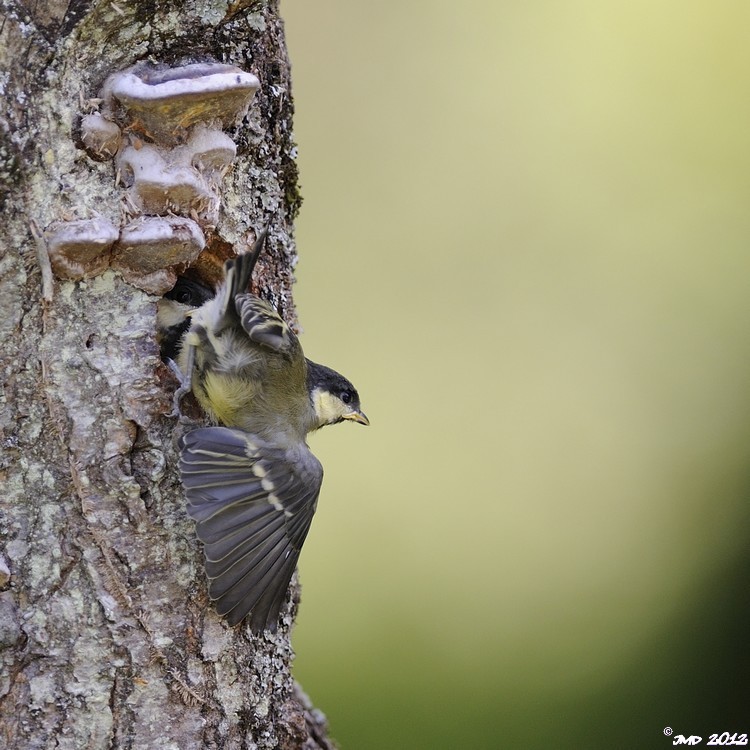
<box><xmin>184</xmin><ymin>126</ymin><xmax>237</xmax><ymax>176</ymax></box>
<box><xmin>117</xmin><ymin>143</ymin><xmax>219</xmax><ymax>221</ymax></box>
<box><xmin>103</xmin><ymin>63</ymin><xmax>260</xmax><ymax>144</ymax></box>
<box><xmin>113</xmin><ymin>216</ymin><xmax>205</xmax><ymax>273</ymax></box>
<box><xmin>46</xmin><ymin>218</ymin><xmax>119</xmax><ymax>280</ymax></box>
<box><xmin>80</xmin><ymin>113</ymin><xmax>122</xmax><ymax>160</ymax></box>
<box><xmin>46</xmin><ymin>61</ymin><xmax>259</xmax><ymax>292</ymax></box>
<box><xmin>112</xmin><ymin>217</ymin><xmax>206</xmax><ymax>294</ymax></box>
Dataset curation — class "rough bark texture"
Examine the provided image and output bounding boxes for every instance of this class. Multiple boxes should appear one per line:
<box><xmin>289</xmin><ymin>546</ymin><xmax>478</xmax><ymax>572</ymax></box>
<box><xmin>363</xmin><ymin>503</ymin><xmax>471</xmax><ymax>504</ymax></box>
<box><xmin>0</xmin><ymin>1</ymin><xmax>335</xmax><ymax>747</ymax></box>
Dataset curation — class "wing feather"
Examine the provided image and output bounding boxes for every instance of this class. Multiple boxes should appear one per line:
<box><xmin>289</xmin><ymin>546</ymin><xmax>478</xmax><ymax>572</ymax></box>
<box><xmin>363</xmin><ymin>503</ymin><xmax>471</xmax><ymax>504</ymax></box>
<box><xmin>179</xmin><ymin>427</ymin><xmax>323</xmax><ymax>633</ymax></box>
<box><xmin>228</xmin><ymin>549</ymin><xmax>300</xmax><ymax>628</ymax></box>
<box><xmin>235</xmin><ymin>295</ymin><xmax>296</xmax><ymax>354</ymax></box>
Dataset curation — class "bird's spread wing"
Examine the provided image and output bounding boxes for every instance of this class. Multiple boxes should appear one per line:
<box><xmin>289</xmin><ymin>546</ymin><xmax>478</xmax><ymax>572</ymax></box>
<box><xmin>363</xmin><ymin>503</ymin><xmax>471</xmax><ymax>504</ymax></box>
<box><xmin>179</xmin><ymin>427</ymin><xmax>323</xmax><ymax>632</ymax></box>
<box><xmin>235</xmin><ymin>294</ymin><xmax>295</xmax><ymax>354</ymax></box>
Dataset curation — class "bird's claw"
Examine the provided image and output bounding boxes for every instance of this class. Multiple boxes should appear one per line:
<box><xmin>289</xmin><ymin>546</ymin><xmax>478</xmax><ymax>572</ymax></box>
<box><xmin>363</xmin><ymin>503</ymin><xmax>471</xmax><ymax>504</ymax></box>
<box><xmin>167</xmin><ymin>358</ymin><xmax>195</xmax><ymax>424</ymax></box>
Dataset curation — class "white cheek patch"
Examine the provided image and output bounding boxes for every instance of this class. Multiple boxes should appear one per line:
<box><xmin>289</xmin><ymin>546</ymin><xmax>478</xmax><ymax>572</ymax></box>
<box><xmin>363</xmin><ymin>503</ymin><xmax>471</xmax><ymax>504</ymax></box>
<box><xmin>312</xmin><ymin>388</ymin><xmax>345</xmax><ymax>424</ymax></box>
<box><xmin>156</xmin><ymin>300</ymin><xmax>192</xmax><ymax>329</ymax></box>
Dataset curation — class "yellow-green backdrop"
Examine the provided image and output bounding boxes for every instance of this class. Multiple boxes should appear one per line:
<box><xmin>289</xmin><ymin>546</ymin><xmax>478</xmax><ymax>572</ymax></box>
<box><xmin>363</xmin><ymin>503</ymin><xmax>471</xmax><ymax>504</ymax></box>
<box><xmin>283</xmin><ymin>2</ymin><xmax>750</xmax><ymax>747</ymax></box>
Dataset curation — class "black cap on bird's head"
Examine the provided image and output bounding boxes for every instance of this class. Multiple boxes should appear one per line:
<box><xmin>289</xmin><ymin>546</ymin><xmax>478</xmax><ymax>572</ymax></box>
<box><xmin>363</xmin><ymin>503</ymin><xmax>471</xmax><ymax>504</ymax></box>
<box><xmin>306</xmin><ymin>360</ymin><xmax>369</xmax><ymax>428</ymax></box>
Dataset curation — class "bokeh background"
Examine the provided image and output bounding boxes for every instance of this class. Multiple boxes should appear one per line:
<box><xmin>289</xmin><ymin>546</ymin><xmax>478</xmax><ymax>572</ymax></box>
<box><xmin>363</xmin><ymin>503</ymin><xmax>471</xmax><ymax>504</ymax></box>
<box><xmin>282</xmin><ymin>2</ymin><xmax>750</xmax><ymax>748</ymax></box>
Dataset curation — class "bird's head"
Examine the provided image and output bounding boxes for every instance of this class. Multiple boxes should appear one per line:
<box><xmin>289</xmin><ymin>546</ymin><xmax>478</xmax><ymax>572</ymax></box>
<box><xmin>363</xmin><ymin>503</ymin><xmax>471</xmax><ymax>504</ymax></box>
<box><xmin>307</xmin><ymin>360</ymin><xmax>369</xmax><ymax>429</ymax></box>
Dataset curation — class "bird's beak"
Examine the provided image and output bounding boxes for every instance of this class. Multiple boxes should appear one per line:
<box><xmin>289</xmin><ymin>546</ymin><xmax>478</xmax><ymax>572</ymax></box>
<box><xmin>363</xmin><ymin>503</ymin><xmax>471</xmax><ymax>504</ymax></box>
<box><xmin>344</xmin><ymin>409</ymin><xmax>370</xmax><ymax>426</ymax></box>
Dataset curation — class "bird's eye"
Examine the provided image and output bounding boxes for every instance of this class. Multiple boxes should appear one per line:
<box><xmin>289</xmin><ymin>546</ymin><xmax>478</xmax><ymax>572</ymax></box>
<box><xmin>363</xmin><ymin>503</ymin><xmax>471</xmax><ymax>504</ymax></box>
<box><xmin>340</xmin><ymin>391</ymin><xmax>352</xmax><ymax>405</ymax></box>
<box><xmin>176</xmin><ymin>289</ymin><xmax>192</xmax><ymax>304</ymax></box>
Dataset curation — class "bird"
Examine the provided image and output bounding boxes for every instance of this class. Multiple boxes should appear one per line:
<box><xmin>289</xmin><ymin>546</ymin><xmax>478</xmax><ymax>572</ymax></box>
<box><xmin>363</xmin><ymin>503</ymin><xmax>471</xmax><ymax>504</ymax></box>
<box><xmin>156</xmin><ymin>275</ymin><xmax>214</xmax><ymax>362</ymax></box>
<box><xmin>173</xmin><ymin>230</ymin><xmax>368</xmax><ymax>632</ymax></box>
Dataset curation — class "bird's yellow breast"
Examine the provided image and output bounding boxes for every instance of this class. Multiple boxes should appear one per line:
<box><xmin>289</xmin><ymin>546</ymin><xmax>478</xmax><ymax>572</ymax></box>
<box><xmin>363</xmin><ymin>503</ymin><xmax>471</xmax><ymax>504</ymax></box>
<box><xmin>201</xmin><ymin>372</ymin><xmax>259</xmax><ymax>426</ymax></box>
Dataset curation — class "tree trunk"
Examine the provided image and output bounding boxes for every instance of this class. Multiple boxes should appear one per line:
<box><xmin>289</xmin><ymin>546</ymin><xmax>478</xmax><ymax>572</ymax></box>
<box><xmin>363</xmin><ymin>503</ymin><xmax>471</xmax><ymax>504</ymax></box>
<box><xmin>0</xmin><ymin>2</ymin><xmax>334</xmax><ymax>747</ymax></box>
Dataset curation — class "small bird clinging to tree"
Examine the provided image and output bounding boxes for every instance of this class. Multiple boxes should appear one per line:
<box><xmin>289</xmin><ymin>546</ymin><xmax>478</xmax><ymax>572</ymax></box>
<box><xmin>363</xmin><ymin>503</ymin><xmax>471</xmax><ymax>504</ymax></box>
<box><xmin>169</xmin><ymin>230</ymin><xmax>368</xmax><ymax>632</ymax></box>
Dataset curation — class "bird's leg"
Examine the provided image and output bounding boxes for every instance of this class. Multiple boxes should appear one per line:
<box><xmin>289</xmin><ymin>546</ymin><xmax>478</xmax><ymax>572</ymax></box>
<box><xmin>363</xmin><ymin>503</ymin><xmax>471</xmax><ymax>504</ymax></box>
<box><xmin>168</xmin><ymin>345</ymin><xmax>195</xmax><ymax>423</ymax></box>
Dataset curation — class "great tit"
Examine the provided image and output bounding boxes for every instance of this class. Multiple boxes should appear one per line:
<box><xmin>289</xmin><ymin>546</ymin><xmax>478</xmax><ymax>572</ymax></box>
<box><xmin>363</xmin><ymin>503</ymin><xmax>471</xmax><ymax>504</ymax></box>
<box><xmin>157</xmin><ymin>276</ymin><xmax>214</xmax><ymax>362</ymax></box>
<box><xmin>172</xmin><ymin>231</ymin><xmax>368</xmax><ymax>632</ymax></box>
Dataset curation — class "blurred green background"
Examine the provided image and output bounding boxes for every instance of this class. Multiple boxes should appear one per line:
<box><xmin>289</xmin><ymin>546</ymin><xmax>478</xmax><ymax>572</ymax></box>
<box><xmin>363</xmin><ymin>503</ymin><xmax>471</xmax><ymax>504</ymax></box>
<box><xmin>282</xmin><ymin>2</ymin><xmax>750</xmax><ymax>748</ymax></box>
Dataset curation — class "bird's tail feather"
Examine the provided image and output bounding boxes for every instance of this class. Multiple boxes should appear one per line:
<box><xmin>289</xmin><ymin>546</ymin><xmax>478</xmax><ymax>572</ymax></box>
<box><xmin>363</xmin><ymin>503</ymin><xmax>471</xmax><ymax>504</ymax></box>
<box><xmin>228</xmin><ymin>229</ymin><xmax>268</xmax><ymax>300</ymax></box>
<box><xmin>217</xmin><ymin>228</ymin><xmax>269</xmax><ymax>330</ymax></box>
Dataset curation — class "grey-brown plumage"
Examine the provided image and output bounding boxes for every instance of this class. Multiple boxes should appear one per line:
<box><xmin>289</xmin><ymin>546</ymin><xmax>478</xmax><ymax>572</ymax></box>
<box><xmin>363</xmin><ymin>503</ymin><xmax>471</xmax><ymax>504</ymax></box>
<box><xmin>175</xmin><ymin>231</ymin><xmax>368</xmax><ymax>632</ymax></box>
<box><xmin>179</xmin><ymin>427</ymin><xmax>322</xmax><ymax>630</ymax></box>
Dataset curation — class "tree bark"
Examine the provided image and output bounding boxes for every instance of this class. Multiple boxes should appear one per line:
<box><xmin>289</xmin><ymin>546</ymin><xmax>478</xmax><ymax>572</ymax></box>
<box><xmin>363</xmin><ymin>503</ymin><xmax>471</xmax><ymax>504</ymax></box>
<box><xmin>0</xmin><ymin>1</ymin><xmax>334</xmax><ymax>747</ymax></box>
